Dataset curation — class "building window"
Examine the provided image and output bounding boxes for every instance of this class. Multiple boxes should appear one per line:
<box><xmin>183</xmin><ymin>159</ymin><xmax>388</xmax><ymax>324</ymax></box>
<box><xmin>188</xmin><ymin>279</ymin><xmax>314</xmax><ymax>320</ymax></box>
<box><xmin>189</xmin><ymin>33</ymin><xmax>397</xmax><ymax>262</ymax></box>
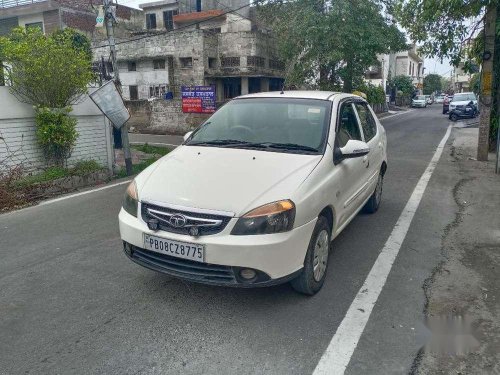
<box><xmin>129</xmin><ymin>85</ymin><xmax>138</xmax><ymax>100</ymax></box>
<box><xmin>247</xmin><ymin>56</ymin><xmax>265</xmax><ymax>68</ymax></box>
<box><xmin>146</xmin><ymin>13</ymin><xmax>157</xmax><ymax>30</ymax></box>
<box><xmin>153</xmin><ymin>59</ymin><xmax>166</xmax><ymax>69</ymax></box>
<box><xmin>206</xmin><ymin>27</ymin><xmax>221</xmax><ymax>34</ymax></box>
<box><xmin>221</xmin><ymin>57</ymin><xmax>240</xmax><ymax>68</ymax></box>
<box><xmin>25</xmin><ymin>22</ymin><xmax>43</xmax><ymax>32</ymax></box>
<box><xmin>127</xmin><ymin>61</ymin><xmax>136</xmax><ymax>71</ymax></box>
<box><xmin>180</xmin><ymin>57</ymin><xmax>193</xmax><ymax>69</ymax></box>
<box><xmin>163</xmin><ymin>10</ymin><xmax>177</xmax><ymax>31</ymax></box>
<box><xmin>269</xmin><ymin>59</ymin><xmax>285</xmax><ymax>70</ymax></box>
<box><xmin>149</xmin><ymin>84</ymin><xmax>168</xmax><ymax>98</ymax></box>
<box><xmin>196</xmin><ymin>0</ymin><xmax>202</xmax><ymax>12</ymax></box>
<box><xmin>208</xmin><ymin>57</ymin><xmax>217</xmax><ymax>69</ymax></box>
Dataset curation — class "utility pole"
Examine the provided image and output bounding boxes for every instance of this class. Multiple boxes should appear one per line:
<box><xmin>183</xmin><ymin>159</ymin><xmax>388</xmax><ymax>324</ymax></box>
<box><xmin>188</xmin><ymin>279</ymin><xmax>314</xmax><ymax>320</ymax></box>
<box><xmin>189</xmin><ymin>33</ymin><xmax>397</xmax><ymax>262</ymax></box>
<box><xmin>103</xmin><ymin>0</ymin><xmax>133</xmax><ymax>176</ymax></box>
<box><xmin>477</xmin><ymin>4</ymin><xmax>497</xmax><ymax>162</ymax></box>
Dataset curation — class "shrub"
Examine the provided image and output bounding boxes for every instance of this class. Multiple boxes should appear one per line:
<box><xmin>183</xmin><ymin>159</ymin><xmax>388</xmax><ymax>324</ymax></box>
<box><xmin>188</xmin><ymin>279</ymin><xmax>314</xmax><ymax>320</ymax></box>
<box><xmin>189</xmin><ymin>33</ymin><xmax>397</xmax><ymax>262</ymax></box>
<box><xmin>71</xmin><ymin>160</ymin><xmax>104</xmax><ymax>176</ymax></box>
<box><xmin>35</xmin><ymin>107</ymin><xmax>78</xmax><ymax>166</ymax></box>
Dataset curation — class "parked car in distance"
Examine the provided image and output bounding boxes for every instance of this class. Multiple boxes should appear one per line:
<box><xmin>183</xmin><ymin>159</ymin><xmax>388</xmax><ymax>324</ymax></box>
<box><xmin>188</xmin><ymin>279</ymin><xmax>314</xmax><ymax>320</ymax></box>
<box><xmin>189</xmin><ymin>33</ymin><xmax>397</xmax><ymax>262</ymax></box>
<box><xmin>119</xmin><ymin>91</ymin><xmax>388</xmax><ymax>295</ymax></box>
<box><xmin>412</xmin><ymin>95</ymin><xmax>427</xmax><ymax>108</ymax></box>
<box><xmin>449</xmin><ymin>92</ymin><xmax>478</xmax><ymax>113</ymax></box>
<box><xmin>425</xmin><ymin>95</ymin><xmax>433</xmax><ymax>105</ymax></box>
<box><xmin>435</xmin><ymin>95</ymin><xmax>445</xmax><ymax>104</ymax></box>
<box><xmin>443</xmin><ymin>95</ymin><xmax>453</xmax><ymax>114</ymax></box>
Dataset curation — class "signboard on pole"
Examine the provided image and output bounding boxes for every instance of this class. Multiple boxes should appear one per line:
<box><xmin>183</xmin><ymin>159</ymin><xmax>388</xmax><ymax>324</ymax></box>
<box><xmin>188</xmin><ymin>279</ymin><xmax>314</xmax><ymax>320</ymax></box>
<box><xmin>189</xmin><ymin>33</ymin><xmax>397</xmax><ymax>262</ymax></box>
<box><xmin>95</xmin><ymin>6</ymin><xmax>105</xmax><ymax>27</ymax></box>
<box><xmin>89</xmin><ymin>80</ymin><xmax>130</xmax><ymax>129</ymax></box>
<box><xmin>181</xmin><ymin>85</ymin><xmax>216</xmax><ymax>113</ymax></box>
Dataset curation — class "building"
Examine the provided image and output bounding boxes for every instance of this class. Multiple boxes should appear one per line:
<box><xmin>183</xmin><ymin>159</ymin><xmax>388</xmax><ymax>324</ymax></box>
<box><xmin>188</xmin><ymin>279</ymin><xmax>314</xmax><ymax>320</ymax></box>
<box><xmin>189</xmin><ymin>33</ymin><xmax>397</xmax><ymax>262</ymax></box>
<box><xmin>453</xmin><ymin>63</ymin><xmax>471</xmax><ymax>93</ymax></box>
<box><xmin>0</xmin><ymin>0</ymin><xmax>142</xmax><ymax>39</ymax></box>
<box><xmin>366</xmin><ymin>45</ymin><xmax>425</xmax><ymax>93</ymax></box>
<box><xmin>93</xmin><ymin>0</ymin><xmax>284</xmax><ymax>102</ymax></box>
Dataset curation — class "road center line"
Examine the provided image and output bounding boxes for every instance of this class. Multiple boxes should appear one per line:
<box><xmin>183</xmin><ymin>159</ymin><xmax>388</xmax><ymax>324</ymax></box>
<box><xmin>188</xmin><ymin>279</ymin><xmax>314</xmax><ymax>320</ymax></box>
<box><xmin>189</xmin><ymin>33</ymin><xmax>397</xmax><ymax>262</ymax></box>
<box><xmin>313</xmin><ymin>124</ymin><xmax>452</xmax><ymax>375</ymax></box>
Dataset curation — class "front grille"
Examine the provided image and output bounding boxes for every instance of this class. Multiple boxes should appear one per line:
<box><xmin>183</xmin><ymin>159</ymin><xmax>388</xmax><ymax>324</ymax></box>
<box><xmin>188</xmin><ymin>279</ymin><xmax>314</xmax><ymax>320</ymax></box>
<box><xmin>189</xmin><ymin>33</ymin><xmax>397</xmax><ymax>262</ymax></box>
<box><xmin>141</xmin><ymin>202</ymin><xmax>232</xmax><ymax>236</ymax></box>
<box><xmin>130</xmin><ymin>246</ymin><xmax>237</xmax><ymax>284</ymax></box>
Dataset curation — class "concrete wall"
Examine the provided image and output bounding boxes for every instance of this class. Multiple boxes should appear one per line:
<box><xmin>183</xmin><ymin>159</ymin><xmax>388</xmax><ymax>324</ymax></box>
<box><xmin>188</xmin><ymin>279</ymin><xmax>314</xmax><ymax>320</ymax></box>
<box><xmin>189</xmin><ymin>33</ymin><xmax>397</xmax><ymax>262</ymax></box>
<box><xmin>126</xmin><ymin>99</ymin><xmax>209</xmax><ymax>135</ymax></box>
<box><xmin>0</xmin><ymin>87</ymin><xmax>113</xmax><ymax>172</ymax></box>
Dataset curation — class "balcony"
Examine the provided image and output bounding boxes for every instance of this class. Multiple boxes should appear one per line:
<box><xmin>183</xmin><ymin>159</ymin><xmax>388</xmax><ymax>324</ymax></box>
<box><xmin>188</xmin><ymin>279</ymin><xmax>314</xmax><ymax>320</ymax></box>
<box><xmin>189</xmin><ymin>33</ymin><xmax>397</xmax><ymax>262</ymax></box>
<box><xmin>173</xmin><ymin>9</ymin><xmax>225</xmax><ymax>23</ymax></box>
<box><xmin>0</xmin><ymin>0</ymin><xmax>44</xmax><ymax>8</ymax></box>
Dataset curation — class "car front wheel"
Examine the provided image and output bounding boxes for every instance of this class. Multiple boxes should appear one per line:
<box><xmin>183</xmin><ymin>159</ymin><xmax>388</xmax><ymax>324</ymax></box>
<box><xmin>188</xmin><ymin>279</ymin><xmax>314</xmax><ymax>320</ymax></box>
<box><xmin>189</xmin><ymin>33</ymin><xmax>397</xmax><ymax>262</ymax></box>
<box><xmin>363</xmin><ymin>172</ymin><xmax>384</xmax><ymax>214</ymax></box>
<box><xmin>291</xmin><ymin>216</ymin><xmax>331</xmax><ymax>295</ymax></box>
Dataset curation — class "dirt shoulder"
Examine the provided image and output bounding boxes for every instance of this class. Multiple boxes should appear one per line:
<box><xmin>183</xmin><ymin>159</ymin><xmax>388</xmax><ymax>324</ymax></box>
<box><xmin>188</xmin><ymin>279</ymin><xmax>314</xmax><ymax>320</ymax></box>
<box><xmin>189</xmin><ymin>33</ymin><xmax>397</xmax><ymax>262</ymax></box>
<box><xmin>414</xmin><ymin>126</ymin><xmax>500</xmax><ymax>374</ymax></box>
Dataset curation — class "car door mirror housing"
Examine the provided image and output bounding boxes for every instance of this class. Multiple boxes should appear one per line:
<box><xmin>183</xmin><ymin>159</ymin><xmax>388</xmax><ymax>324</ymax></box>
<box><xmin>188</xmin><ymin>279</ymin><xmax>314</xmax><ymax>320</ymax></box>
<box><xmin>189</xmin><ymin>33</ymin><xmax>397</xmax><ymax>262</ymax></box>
<box><xmin>183</xmin><ymin>131</ymin><xmax>193</xmax><ymax>142</ymax></box>
<box><xmin>337</xmin><ymin>140</ymin><xmax>370</xmax><ymax>161</ymax></box>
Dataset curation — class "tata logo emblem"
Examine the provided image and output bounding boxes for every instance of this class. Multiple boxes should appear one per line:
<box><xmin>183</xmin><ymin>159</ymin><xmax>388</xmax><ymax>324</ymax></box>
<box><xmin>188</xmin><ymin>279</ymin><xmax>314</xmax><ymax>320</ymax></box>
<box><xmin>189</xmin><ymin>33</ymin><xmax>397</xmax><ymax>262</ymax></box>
<box><xmin>169</xmin><ymin>214</ymin><xmax>187</xmax><ymax>228</ymax></box>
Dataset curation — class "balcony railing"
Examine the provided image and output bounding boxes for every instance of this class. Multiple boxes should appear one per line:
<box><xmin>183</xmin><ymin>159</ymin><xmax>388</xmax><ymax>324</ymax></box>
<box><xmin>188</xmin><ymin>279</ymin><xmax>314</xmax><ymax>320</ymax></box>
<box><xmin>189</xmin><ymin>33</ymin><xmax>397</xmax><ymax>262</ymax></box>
<box><xmin>0</xmin><ymin>0</ymin><xmax>44</xmax><ymax>8</ymax></box>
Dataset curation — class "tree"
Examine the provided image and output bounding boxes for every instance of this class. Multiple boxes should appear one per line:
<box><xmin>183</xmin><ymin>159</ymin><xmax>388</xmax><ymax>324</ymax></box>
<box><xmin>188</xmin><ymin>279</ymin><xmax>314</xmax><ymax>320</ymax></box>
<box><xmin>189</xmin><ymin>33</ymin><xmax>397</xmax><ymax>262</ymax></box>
<box><xmin>391</xmin><ymin>0</ymin><xmax>500</xmax><ymax>159</ymax></box>
<box><xmin>0</xmin><ymin>27</ymin><xmax>94</xmax><ymax>108</ymax></box>
<box><xmin>257</xmin><ymin>0</ymin><xmax>407</xmax><ymax>92</ymax></box>
<box><xmin>0</xmin><ymin>27</ymin><xmax>95</xmax><ymax>166</ymax></box>
<box><xmin>423</xmin><ymin>73</ymin><xmax>442</xmax><ymax>95</ymax></box>
<box><xmin>390</xmin><ymin>75</ymin><xmax>414</xmax><ymax>98</ymax></box>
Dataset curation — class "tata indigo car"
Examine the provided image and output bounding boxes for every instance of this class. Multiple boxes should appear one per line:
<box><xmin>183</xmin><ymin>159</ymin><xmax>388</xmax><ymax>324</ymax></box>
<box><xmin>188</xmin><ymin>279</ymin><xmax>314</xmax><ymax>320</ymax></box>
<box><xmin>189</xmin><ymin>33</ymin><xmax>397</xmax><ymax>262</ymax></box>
<box><xmin>119</xmin><ymin>92</ymin><xmax>387</xmax><ymax>295</ymax></box>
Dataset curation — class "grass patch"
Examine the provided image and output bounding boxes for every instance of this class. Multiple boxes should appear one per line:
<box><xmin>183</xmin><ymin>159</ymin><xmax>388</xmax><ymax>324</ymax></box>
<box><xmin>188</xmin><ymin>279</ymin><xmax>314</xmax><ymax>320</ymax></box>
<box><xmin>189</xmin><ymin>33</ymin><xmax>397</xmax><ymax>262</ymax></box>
<box><xmin>15</xmin><ymin>160</ymin><xmax>105</xmax><ymax>187</ymax></box>
<box><xmin>131</xmin><ymin>143</ymin><xmax>170</xmax><ymax>156</ymax></box>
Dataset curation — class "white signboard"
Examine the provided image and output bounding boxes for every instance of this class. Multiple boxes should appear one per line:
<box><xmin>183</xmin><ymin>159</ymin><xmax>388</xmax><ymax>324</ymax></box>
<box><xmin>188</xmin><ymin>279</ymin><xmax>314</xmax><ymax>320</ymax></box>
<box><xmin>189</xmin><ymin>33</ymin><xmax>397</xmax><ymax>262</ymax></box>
<box><xmin>89</xmin><ymin>80</ymin><xmax>130</xmax><ymax>129</ymax></box>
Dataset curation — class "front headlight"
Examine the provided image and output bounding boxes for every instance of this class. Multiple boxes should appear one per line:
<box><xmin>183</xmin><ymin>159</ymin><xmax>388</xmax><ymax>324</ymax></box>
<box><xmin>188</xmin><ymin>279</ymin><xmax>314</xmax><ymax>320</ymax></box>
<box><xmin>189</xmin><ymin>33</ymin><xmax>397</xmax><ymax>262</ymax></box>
<box><xmin>123</xmin><ymin>180</ymin><xmax>138</xmax><ymax>217</ymax></box>
<box><xmin>231</xmin><ymin>200</ymin><xmax>295</xmax><ymax>235</ymax></box>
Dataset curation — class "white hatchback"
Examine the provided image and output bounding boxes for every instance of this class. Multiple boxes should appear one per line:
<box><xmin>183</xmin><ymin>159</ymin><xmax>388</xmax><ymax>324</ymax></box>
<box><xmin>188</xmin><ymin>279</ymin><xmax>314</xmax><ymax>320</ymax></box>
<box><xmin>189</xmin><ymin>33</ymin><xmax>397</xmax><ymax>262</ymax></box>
<box><xmin>119</xmin><ymin>91</ymin><xmax>387</xmax><ymax>295</ymax></box>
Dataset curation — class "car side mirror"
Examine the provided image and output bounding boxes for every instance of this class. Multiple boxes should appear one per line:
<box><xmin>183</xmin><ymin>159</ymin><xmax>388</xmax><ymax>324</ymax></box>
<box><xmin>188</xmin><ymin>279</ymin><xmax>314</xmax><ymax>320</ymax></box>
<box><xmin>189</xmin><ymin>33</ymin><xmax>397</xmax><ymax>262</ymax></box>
<box><xmin>183</xmin><ymin>131</ymin><xmax>193</xmax><ymax>142</ymax></box>
<box><xmin>334</xmin><ymin>140</ymin><xmax>370</xmax><ymax>163</ymax></box>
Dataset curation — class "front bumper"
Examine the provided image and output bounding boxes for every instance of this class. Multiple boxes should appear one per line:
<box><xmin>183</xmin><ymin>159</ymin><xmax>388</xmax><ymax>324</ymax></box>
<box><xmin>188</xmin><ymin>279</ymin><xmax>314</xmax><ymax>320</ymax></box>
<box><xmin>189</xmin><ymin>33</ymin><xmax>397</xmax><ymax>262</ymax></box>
<box><xmin>412</xmin><ymin>102</ymin><xmax>426</xmax><ymax>108</ymax></box>
<box><xmin>119</xmin><ymin>208</ymin><xmax>317</xmax><ymax>285</ymax></box>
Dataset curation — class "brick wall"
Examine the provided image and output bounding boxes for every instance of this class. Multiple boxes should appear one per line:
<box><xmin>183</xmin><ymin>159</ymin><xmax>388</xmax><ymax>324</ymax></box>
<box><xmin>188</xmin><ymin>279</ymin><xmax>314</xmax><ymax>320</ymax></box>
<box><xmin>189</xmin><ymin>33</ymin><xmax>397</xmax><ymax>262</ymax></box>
<box><xmin>126</xmin><ymin>99</ymin><xmax>209</xmax><ymax>135</ymax></box>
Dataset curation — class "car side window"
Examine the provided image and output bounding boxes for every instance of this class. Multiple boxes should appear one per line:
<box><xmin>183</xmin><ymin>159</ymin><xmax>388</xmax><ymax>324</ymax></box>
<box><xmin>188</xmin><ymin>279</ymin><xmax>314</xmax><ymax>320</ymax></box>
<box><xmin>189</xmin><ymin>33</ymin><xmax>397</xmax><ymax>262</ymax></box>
<box><xmin>354</xmin><ymin>102</ymin><xmax>377</xmax><ymax>142</ymax></box>
<box><xmin>337</xmin><ymin>103</ymin><xmax>362</xmax><ymax>148</ymax></box>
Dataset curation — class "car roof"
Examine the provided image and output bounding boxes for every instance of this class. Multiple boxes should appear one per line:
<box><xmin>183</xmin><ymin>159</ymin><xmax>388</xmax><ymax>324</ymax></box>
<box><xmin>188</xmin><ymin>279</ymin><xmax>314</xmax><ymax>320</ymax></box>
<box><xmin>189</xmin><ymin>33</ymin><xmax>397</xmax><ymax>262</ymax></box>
<box><xmin>236</xmin><ymin>90</ymin><xmax>347</xmax><ymax>101</ymax></box>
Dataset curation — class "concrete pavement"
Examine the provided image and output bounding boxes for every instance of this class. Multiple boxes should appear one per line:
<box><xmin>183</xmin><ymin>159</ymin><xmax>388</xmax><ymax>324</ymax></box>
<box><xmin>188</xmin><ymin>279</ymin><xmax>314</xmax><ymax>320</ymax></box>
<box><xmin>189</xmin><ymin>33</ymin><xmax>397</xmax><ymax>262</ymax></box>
<box><xmin>0</xmin><ymin>106</ymin><xmax>467</xmax><ymax>374</ymax></box>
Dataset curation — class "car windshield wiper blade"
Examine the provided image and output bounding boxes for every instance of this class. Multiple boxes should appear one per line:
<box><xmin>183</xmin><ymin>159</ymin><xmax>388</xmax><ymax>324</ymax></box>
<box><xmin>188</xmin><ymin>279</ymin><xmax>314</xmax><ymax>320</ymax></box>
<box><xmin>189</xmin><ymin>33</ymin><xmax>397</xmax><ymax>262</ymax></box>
<box><xmin>188</xmin><ymin>139</ymin><xmax>251</xmax><ymax>146</ymax></box>
<box><xmin>263</xmin><ymin>143</ymin><xmax>319</xmax><ymax>152</ymax></box>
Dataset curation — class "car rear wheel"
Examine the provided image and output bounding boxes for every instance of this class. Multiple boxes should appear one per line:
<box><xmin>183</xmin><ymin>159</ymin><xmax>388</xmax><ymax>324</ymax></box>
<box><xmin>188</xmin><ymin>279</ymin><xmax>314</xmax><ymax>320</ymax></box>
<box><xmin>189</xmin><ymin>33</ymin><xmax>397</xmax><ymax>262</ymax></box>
<box><xmin>363</xmin><ymin>172</ymin><xmax>384</xmax><ymax>214</ymax></box>
<box><xmin>291</xmin><ymin>216</ymin><xmax>331</xmax><ymax>295</ymax></box>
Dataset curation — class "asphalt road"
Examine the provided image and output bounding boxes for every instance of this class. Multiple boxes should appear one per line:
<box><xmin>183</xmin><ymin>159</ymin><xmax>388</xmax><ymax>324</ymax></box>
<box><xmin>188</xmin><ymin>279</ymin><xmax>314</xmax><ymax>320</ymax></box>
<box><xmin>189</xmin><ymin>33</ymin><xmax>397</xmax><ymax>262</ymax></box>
<box><xmin>0</xmin><ymin>106</ymin><xmax>455</xmax><ymax>375</ymax></box>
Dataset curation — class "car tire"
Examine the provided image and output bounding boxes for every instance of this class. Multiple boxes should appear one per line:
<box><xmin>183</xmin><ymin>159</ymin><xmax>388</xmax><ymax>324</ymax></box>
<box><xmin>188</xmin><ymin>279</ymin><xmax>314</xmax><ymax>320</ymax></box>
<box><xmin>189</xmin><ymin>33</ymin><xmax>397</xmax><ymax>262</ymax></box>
<box><xmin>291</xmin><ymin>216</ymin><xmax>331</xmax><ymax>295</ymax></box>
<box><xmin>450</xmin><ymin>113</ymin><xmax>458</xmax><ymax>122</ymax></box>
<box><xmin>363</xmin><ymin>172</ymin><xmax>384</xmax><ymax>214</ymax></box>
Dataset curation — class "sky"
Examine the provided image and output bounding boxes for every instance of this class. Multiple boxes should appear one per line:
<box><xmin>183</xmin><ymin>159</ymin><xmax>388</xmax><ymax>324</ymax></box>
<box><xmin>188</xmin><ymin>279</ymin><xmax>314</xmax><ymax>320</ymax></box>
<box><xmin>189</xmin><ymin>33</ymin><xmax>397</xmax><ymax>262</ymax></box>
<box><xmin>120</xmin><ymin>0</ymin><xmax>454</xmax><ymax>77</ymax></box>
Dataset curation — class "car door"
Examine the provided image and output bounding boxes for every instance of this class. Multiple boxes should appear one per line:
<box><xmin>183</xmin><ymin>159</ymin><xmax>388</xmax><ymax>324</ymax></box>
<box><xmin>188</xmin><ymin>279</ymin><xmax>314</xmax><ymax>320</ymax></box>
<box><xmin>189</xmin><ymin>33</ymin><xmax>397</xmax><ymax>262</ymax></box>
<box><xmin>353</xmin><ymin>102</ymin><xmax>382</xmax><ymax>202</ymax></box>
<box><xmin>334</xmin><ymin>101</ymin><xmax>367</xmax><ymax>227</ymax></box>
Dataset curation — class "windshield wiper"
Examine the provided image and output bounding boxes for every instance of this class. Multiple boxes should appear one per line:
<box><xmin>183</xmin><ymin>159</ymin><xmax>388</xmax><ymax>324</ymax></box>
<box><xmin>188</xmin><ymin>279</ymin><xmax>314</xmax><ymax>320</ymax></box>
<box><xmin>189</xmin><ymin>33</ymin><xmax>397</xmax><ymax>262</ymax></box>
<box><xmin>263</xmin><ymin>143</ymin><xmax>319</xmax><ymax>152</ymax></box>
<box><xmin>188</xmin><ymin>139</ymin><xmax>251</xmax><ymax>146</ymax></box>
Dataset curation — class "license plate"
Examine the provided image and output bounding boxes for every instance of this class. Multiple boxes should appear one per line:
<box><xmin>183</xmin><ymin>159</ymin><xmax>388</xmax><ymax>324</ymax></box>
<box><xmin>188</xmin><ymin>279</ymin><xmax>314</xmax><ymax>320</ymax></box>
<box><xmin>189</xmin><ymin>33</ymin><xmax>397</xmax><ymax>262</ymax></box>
<box><xmin>143</xmin><ymin>234</ymin><xmax>205</xmax><ymax>262</ymax></box>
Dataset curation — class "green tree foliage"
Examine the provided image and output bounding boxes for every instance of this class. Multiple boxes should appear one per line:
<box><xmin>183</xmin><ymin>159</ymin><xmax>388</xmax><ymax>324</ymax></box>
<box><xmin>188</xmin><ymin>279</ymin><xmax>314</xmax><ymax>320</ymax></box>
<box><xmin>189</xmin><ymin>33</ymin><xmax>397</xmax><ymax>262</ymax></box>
<box><xmin>391</xmin><ymin>0</ymin><xmax>500</xmax><ymax>147</ymax></box>
<box><xmin>390</xmin><ymin>75</ymin><xmax>414</xmax><ymax>98</ymax></box>
<box><xmin>423</xmin><ymin>73</ymin><xmax>442</xmax><ymax>95</ymax></box>
<box><xmin>257</xmin><ymin>0</ymin><xmax>407</xmax><ymax>92</ymax></box>
<box><xmin>35</xmin><ymin>107</ymin><xmax>78</xmax><ymax>166</ymax></box>
<box><xmin>0</xmin><ymin>27</ymin><xmax>94</xmax><ymax>108</ymax></box>
<box><xmin>355</xmin><ymin>82</ymin><xmax>386</xmax><ymax>104</ymax></box>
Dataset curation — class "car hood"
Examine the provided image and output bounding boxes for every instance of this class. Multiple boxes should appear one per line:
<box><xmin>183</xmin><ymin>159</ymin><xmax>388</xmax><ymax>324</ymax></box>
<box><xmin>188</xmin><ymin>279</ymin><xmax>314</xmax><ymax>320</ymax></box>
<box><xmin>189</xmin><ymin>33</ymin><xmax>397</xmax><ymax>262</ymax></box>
<box><xmin>413</xmin><ymin>99</ymin><xmax>425</xmax><ymax>103</ymax></box>
<box><xmin>137</xmin><ymin>146</ymin><xmax>323</xmax><ymax>216</ymax></box>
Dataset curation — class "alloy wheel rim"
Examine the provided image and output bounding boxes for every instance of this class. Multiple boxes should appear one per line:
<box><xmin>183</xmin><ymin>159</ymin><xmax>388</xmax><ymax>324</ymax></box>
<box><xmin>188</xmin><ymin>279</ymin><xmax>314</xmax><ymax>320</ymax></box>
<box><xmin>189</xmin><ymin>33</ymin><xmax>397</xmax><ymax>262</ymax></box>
<box><xmin>312</xmin><ymin>229</ymin><xmax>329</xmax><ymax>282</ymax></box>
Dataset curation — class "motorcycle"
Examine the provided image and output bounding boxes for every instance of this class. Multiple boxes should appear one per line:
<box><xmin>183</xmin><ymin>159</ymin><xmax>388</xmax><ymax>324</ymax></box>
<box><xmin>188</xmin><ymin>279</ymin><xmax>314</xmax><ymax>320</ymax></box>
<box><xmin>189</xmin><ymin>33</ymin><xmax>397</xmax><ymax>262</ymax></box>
<box><xmin>449</xmin><ymin>101</ymin><xmax>478</xmax><ymax>122</ymax></box>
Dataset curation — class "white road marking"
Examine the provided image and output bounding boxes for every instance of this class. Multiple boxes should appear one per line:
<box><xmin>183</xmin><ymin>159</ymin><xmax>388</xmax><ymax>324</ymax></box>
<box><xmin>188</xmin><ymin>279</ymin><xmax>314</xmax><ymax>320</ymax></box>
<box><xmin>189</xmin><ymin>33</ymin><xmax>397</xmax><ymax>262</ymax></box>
<box><xmin>37</xmin><ymin>180</ymin><xmax>132</xmax><ymax>206</ymax></box>
<box><xmin>379</xmin><ymin>109</ymin><xmax>415</xmax><ymax>121</ymax></box>
<box><xmin>313</xmin><ymin>124</ymin><xmax>452</xmax><ymax>375</ymax></box>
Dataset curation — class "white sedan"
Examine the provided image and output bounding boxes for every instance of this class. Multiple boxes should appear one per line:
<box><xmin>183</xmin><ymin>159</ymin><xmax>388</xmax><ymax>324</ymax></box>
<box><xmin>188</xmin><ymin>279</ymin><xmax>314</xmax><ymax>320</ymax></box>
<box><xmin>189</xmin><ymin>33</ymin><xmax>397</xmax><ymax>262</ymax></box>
<box><xmin>119</xmin><ymin>91</ymin><xmax>387</xmax><ymax>295</ymax></box>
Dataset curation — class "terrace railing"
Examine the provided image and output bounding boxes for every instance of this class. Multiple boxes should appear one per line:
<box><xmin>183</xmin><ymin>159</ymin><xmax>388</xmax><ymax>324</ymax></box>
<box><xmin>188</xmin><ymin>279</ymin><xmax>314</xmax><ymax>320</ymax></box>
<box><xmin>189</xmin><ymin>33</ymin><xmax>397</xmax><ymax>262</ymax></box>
<box><xmin>0</xmin><ymin>0</ymin><xmax>45</xmax><ymax>8</ymax></box>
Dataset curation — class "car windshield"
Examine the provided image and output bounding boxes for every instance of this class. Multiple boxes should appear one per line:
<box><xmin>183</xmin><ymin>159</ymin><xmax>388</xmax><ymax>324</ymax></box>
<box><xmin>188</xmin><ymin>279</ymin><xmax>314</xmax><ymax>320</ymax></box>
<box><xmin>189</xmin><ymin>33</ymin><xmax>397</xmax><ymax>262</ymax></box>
<box><xmin>186</xmin><ymin>98</ymin><xmax>332</xmax><ymax>154</ymax></box>
<box><xmin>416</xmin><ymin>96</ymin><xmax>426</xmax><ymax>100</ymax></box>
<box><xmin>452</xmin><ymin>93</ymin><xmax>476</xmax><ymax>102</ymax></box>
